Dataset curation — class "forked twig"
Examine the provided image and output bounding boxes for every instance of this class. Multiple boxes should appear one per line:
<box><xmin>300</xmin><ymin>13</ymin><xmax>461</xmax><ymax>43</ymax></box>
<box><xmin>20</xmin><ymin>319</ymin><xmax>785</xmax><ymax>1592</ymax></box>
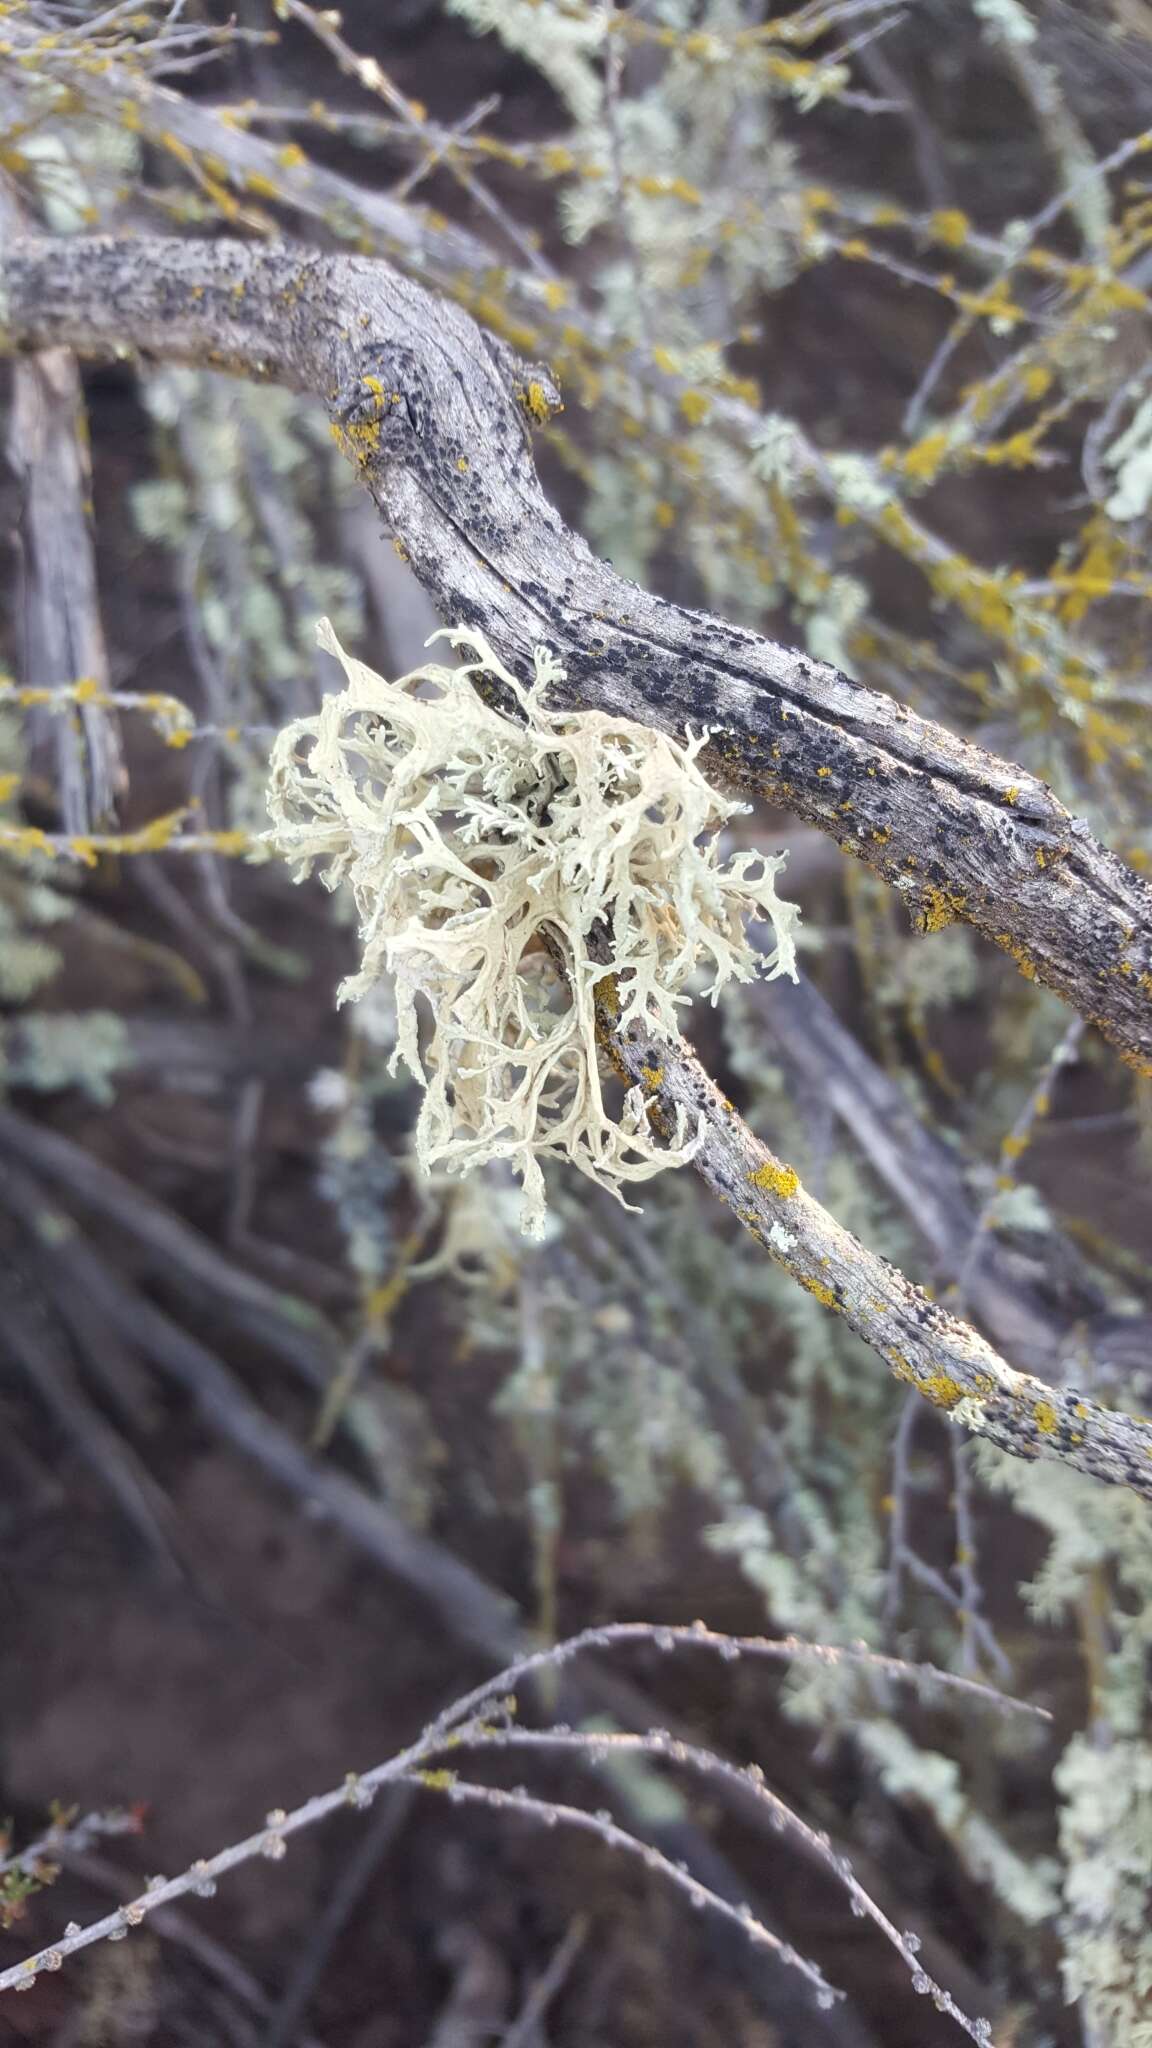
<box><xmin>0</xmin><ymin>1625</ymin><xmax>1006</xmax><ymax>2040</ymax></box>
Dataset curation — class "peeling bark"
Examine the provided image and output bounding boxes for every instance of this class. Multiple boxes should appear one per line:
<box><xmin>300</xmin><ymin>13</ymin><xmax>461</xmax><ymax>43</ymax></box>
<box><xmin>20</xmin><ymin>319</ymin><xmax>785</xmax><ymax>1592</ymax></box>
<box><xmin>0</xmin><ymin>167</ymin><xmax>122</xmax><ymax>829</ymax></box>
<box><xmin>6</xmin><ymin>351</ymin><xmax>123</xmax><ymax>826</ymax></box>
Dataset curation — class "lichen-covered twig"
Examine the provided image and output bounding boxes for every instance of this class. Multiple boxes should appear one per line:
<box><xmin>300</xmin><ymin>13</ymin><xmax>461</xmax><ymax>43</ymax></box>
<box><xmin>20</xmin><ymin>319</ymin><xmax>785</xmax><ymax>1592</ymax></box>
<box><xmin>2</xmin><ymin>234</ymin><xmax>1151</xmax><ymax>1071</ymax></box>
<box><xmin>752</xmin><ymin>973</ymin><xmax>1132</xmax><ymax>1381</ymax></box>
<box><xmin>594</xmin><ymin>984</ymin><xmax>1152</xmax><ymax>1502</ymax></box>
<box><xmin>4</xmin><ymin>232</ymin><xmax>1149</xmax><ymax>1494</ymax></box>
<box><xmin>3</xmin><ymin>352</ymin><xmax>123</xmax><ymax>831</ymax></box>
<box><xmin>257</xmin><ymin>622</ymin><xmax>1152</xmax><ymax>1499</ymax></box>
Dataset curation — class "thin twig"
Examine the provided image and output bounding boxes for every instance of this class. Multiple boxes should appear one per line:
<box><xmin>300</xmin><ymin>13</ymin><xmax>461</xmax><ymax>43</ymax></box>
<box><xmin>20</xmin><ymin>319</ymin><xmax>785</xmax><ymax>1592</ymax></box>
<box><xmin>601</xmin><ymin>6</ymin><xmax>658</xmax><ymax>363</ymax></box>
<box><xmin>446</xmin><ymin>1726</ymin><xmax>986</xmax><ymax>2041</ymax></box>
<box><xmin>0</xmin><ymin>1259</ymin><xmax>184</xmax><ymax>1579</ymax></box>
<box><xmin>62</xmin><ymin>1850</ymin><xmax>329</xmax><ymax>2048</ymax></box>
<box><xmin>952</xmin><ymin>1017</ymin><xmax>1086</xmax><ymax>1310</ymax></box>
<box><xmin>425</xmin><ymin>1620</ymin><xmax>1048</xmax><ymax>1745</ymax></box>
<box><xmin>0</xmin><ymin>1624</ymin><xmax>1000</xmax><ymax>2041</ymax></box>
<box><xmin>259</xmin><ymin>1790</ymin><xmax>416</xmax><ymax>2048</ymax></box>
<box><xmin>593</xmin><ymin>980</ymin><xmax>1152</xmax><ymax>1500</ymax></box>
<box><xmin>499</xmin><ymin>1916</ymin><xmax>588</xmax><ymax>2048</ymax></box>
<box><xmin>0</xmin><ymin>1109</ymin><xmax>337</xmax><ymax>1394</ymax></box>
<box><xmin>275</xmin><ymin>0</ymin><xmax>554</xmax><ymax>279</ymax></box>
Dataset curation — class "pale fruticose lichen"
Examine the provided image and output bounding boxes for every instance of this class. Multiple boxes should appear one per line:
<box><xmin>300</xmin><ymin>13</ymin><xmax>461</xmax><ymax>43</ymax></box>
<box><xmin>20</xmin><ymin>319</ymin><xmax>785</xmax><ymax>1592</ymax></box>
<box><xmin>266</xmin><ymin>620</ymin><xmax>799</xmax><ymax>1236</ymax></box>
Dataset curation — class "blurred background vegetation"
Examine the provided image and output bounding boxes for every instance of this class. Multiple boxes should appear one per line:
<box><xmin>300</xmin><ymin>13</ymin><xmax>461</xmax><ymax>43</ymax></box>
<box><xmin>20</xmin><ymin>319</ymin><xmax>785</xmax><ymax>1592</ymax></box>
<box><xmin>1</xmin><ymin>2</ymin><xmax>1152</xmax><ymax>2043</ymax></box>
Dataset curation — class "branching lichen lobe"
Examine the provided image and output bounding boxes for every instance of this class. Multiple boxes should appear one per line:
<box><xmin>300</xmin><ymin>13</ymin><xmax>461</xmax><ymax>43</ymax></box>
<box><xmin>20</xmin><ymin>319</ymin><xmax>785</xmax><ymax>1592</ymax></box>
<box><xmin>266</xmin><ymin>623</ymin><xmax>797</xmax><ymax>1235</ymax></box>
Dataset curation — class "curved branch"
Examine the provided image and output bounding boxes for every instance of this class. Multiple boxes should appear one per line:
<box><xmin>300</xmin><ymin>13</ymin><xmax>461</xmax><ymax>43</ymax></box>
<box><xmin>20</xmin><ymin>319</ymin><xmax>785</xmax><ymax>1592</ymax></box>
<box><xmin>2</xmin><ymin>230</ymin><xmax>1151</xmax><ymax>1076</ymax></box>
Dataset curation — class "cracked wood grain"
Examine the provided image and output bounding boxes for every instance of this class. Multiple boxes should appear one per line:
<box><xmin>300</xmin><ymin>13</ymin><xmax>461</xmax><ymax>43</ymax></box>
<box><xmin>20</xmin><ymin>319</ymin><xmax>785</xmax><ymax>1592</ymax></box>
<box><xmin>0</xmin><ymin>175</ymin><xmax>122</xmax><ymax>828</ymax></box>
<box><xmin>2</xmin><ymin>233</ymin><xmax>1151</xmax><ymax>1070</ymax></box>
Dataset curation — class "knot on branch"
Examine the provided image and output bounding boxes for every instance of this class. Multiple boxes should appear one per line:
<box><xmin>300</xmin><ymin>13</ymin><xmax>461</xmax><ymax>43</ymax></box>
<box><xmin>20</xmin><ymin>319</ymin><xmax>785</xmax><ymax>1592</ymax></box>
<box><xmin>331</xmin><ymin>344</ymin><xmax>428</xmax><ymax>467</ymax></box>
<box><xmin>511</xmin><ymin>359</ymin><xmax>564</xmax><ymax>428</ymax></box>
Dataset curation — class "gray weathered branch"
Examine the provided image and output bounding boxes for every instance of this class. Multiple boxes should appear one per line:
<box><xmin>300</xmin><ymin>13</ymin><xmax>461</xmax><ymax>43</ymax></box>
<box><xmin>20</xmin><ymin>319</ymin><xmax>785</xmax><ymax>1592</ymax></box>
<box><xmin>2</xmin><ymin>234</ymin><xmax>1151</xmax><ymax>1072</ymax></box>
<box><xmin>0</xmin><ymin>176</ymin><xmax>122</xmax><ymax>828</ymax></box>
